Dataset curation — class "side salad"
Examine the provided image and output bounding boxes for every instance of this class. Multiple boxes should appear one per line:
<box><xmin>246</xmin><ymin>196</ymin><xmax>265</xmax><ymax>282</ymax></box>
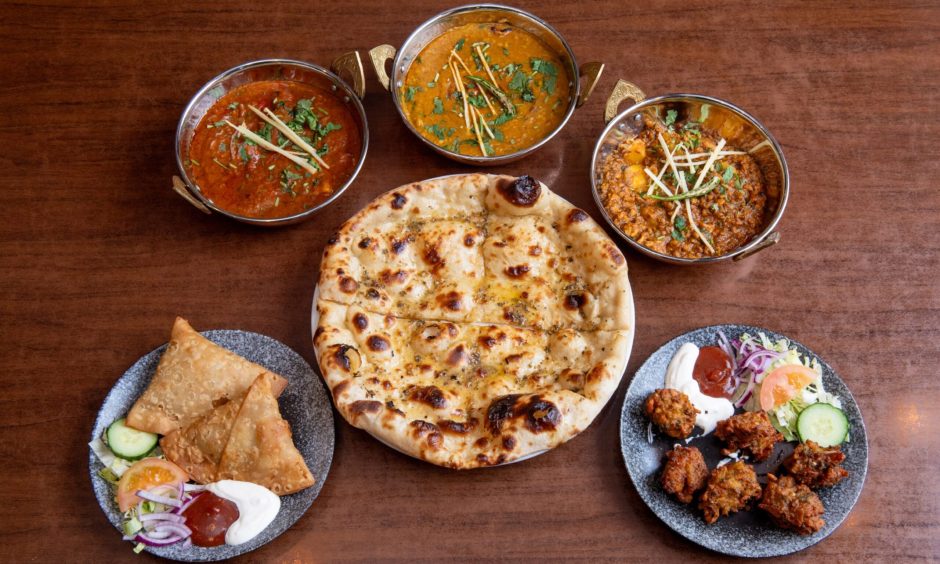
<box><xmin>91</xmin><ymin>419</ymin><xmax>197</xmax><ymax>552</ymax></box>
<box><xmin>718</xmin><ymin>331</ymin><xmax>849</xmax><ymax>446</ymax></box>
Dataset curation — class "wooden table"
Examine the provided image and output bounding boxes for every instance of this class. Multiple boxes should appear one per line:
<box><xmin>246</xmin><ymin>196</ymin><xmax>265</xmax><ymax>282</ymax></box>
<box><xmin>2</xmin><ymin>1</ymin><xmax>937</xmax><ymax>561</ymax></box>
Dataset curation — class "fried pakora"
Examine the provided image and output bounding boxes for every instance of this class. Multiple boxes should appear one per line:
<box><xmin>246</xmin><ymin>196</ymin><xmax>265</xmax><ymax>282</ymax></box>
<box><xmin>758</xmin><ymin>474</ymin><xmax>825</xmax><ymax>535</ymax></box>
<box><xmin>645</xmin><ymin>388</ymin><xmax>698</xmax><ymax>439</ymax></box>
<box><xmin>715</xmin><ymin>411</ymin><xmax>783</xmax><ymax>462</ymax></box>
<box><xmin>698</xmin><ymin>460</ymin><xmax>762</xmax><ymax>524</ymax></box>
<box><xmin>661</xmin><ymin>446</ymin><xmax>708</xmax><ymax>504</ymax></box>
<box><xmin>783</xmin><ymin>440</ymin><xmax>849</xmax><ymax>489</ymax></box>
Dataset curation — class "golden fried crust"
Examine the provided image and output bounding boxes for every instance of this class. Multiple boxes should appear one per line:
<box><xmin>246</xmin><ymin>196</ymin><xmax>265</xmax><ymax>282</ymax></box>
<box><xmin>714</xmin><ymin>411</ymin><xmax>783</xmax><ymax>462</ymax></box>
<box><xmin>127</xmin><ymin>317</ymin><xmax>287</xmax><ymax>435</ymax></box>
<box><xmin>216</xmin><ymin>373</ymin><xmax>315</xmax><ymax>495</ymax></box>
<box><xmin>160</xmin><ymin>394</ymin><xmax>245</xmax><ymax>484</ymax></box>
<box><xmin>698</xmin><ymin>461</ymin><xmax>762</xmax><ymax>524</ymax></box>
<box><xmin>645</xmin><ymin>389</ymin><xmax>698</xmax><ymax>439</ymax></box>
<box><xmin>661</xmin><ymin>446</ymin><xmax>708</xmax><ymax>504</ymax></box>
<box><xmin>759</xmin><ymin>474</ymin><xmax>825</xmax><ymax>535</ymax></box>
<box><xmin>783</xmin><ymin>440</ymin><xmax>849</xmax><ymax>489</ymax></box>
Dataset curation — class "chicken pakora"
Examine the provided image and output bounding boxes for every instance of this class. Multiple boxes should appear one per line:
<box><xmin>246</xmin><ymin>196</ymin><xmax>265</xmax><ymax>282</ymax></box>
<box><xmin>698</xmin><ymin>460</ymin><xmax>762</xmax><ymax>524</ymax></box>
<box><xmin>715</xmin><ymin>411</ymin><xmax>783</xmax><ymax>462</ymax></box>
<box><xmin>783</xmin><ymin>440</ymin><xmax>849</xmax><ymax>489</ymax></box>
<box><xmin>645</xmin><ymin>388</ymin><xmax>698</xmax><ymax>439</ymax></box>
<box><xmin>661</xmin><ymin>445</ymin><xmax>708</xmax><ymax>504</ymax></box>
<box><xmin>758</xmin><ymin>474</ymin><xmax>825</xmax><ymax>535</ymax></box>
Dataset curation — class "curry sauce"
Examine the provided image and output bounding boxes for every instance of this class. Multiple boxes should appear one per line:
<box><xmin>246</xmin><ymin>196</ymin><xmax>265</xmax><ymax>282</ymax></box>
<box><xmin>186</xmin><ymin>80</ymin><xmax>361</xmax><ymax>219</ymax></box>
<box><xmin>400</xmin><ymin>23</ymin><xmax>570</xmax><ymax>157</ymax></box>
<box><xmin>597</xmin><ymin>113</ymin><xmax>768</xmax><ymax>258</ymax></box>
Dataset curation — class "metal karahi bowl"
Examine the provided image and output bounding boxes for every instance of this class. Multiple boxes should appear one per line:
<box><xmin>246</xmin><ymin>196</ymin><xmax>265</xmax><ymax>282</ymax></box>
<box><xmin>173</xmin><ymin>56</ymin><xmax>369</xmax><ymax>226</ymax></box>
<box><xmin>591</xmin><ymin>80</ymin><xmax>789</xmax><ymax>264</ymax></box>
<box><xmin>369</xmin><ymin>4</ymin><xmax>604</xmax><ymax>166</ymax></box>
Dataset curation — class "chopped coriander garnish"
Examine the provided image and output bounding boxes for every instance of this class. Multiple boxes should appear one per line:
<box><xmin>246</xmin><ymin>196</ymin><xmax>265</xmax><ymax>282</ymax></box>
<box><xmin>490</xmin><ymin>112</ymin><xmax>513</xmax><ymax>126</ymax></box>
<box><xmin>530</xmin><ymin>58</ymin><xmax>557</xmax><ymax>94</ymax></box>
<box><xmin>426</xmin><ymin>124</ymin><xmax>455</xmax><ymax>141</ymax></box>
<box><xmin>467</xmin><ymin>94</ymin><xmax>486</xmax><ymax>108</ymax></box>
<box><xmin>404</xmin><ymin>86</ymin><xmax>420</xmax><ymax>102</ymax></box>
<box><xmin>664</xmin><ymin>110</ymin><xmax>678</xmax><ymax>127</ymax></box>
<box><xmin>280</xmin><ymin>169</ymin><xmax>303</xmax><ymax>196</ymax></box>
<box><xmin>432</xmin><ymin>97</ymin><xmax>444</xmax><ymax>114</ymax></box>
<box><xmin>455</xmin><ymin>38</ymin><xmax>466</xmax><ymax>51</ymax></box>
<box><xmin>256</xmin><ymin>123</ymin><xmax>273</xmax><ymax>142</ymax></box>
<box><xmin>699</xmin><ymin>104</ymin><xmax>711</xmax><ymax>122</ymax></box>
<box><xmin>722</xmin><ymin>166</ymin><xmax>735</xmax><ymax>183</ymax></box>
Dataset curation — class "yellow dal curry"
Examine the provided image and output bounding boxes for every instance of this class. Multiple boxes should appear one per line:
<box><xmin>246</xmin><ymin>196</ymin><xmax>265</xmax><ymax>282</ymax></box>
<box><xmin>400</xmin><ymin>23</ymin><xmax>571</xmax><ymax>157</ymax></box>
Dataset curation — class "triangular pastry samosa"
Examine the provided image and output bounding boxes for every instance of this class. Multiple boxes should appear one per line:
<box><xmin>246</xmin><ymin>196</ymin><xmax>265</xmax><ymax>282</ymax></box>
<box><xmin>127</xmin><ymin>317</ymin><xmax>287</xmax><ymax>435</ymax></box>
<box><xmin>216</xmin><ymin>372</ymin><xmax>314</xmax><ymax>495</ymax></box>
<box><xmin>159</xmin><ymin>390</ymin><xmax>246</xmax><ymax>484</ymax></box>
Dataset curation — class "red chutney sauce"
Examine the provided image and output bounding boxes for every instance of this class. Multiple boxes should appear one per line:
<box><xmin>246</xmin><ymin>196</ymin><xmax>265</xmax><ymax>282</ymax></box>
<box><xmin>182</xmin><ymin>492</ymin><xmax>239</xmax><ymax>547</ymax></box>
<box><xmin>185</xmin><ymin>80</ymin><xmax>362</xmax><ymax>219</ymax></box>
<box><xmin>692</xmin><ymin>346</ymin><xmax>736</xmax><ymax>399</ymax></box>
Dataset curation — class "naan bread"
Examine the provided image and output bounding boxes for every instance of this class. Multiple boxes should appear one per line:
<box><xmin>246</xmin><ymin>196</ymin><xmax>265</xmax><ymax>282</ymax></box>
<box><xmin>217</xmin><ymin>373</ymin><xmax>315</xmax><ymax>495</ymax></box>
<box><xmin>127</xmin><ymin>317</ymin><xmax>287</xmax><ymax>435</ymax></box>
<box><xmin>314</xmin><ymin>174</ymin><xmax>635</xmax><ymax>468</ymax></box>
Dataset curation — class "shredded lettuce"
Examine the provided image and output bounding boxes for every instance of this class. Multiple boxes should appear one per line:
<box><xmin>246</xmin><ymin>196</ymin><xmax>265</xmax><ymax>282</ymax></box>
<box><xmin>123</xmin><ymin>516</ymin><xmax>143</xmax><ymax>537</ymax></box>
<box><xmin>738</xmin><ymin>333</ymin><xmax>840</xmax><ymax>440</ymax></box>
<box><xmin>97</xmin><ymin>467</ymin><xmax>121</xmax><ymax>485</ymax></box>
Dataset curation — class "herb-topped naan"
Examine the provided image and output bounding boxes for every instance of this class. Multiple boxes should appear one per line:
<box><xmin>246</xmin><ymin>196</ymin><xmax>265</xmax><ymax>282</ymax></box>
<box><xmin>315</xmin><ymin>174</ymin><xmax>635</xmax><ymax>468</ymax></box>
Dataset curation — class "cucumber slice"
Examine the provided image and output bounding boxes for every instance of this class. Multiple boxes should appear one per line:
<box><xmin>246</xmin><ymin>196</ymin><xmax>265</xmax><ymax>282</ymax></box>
<box><xmin>797</xmin><ymin>403</ymin><xmax>849</xmax><ymax>447</ymax></box>
<box><xmin>106</xmin><ymin>418</ymin><xmax>158</xmax><ymax>460</ymax></box>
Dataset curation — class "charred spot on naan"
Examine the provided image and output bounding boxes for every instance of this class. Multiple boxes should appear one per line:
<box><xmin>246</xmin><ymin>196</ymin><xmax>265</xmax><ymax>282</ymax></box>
<box><xmin>437</xmin><ymin>418</ymin><xmax>478</xmax><ymax>435</ymax></box>
<box><xmin>390</xmin><ymin>192</ymin><xmax>408</xmax><ymax>210</ymax></box>
<box><xmin>338</xmin><ymin>276</ymin><xmax>359</xmax><ymax>294</ymax></box>
<box><xmin>347</xmin><ymin>400</ymin><xmax>383</xmax><ymax>417</ymax></box>
<box><xmin>331</xmin><ymin>380</ymin><xmax>351</xmax><ymax>402</ymax></box>
<box><xmin>352</xmin><ymin>312</ymin><xmax>369</xmax><ymax>332</ymax></box>
<box><xmin>435</xmin><ymin>290</ymin><xmax>465</xmax><ymax>312</ymax></box>
<box><xmin>566</xmin><ymin>208</ymin><xmax>589</xmax><ymax>224</ymax></box>
<box><xmin>496</xmin><ymin>175</ymin><xmax>541</xmax><ymax>207</ymax></box>
<box><xmin>485</xmin><ymin>393</ymin><xmax>561</xmax><ymax>435</ymax></box>
<box><xmin>410</xmin><ymin>420</ymin><xmax>443</xmax><ymax>449</ymax></box>
<box><xmin>327</xmin><ymin>344</ymin><xmax>362</xmax><ymax>373</ymax></box>
<box><xmin>406</xmin><ymin>385</ymin><xmax>448</xmax><ymax>409</ymax></box>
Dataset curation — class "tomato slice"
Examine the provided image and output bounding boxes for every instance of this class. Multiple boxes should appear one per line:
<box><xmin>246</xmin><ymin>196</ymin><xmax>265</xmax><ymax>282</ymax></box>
<box><xmin>759</xmin><ymin>365</ymin><xmax>818</xmax><ymax>411</ymax></box>
<box><xmin>116</xmin><ymin>458</ymin><xmax>188</xmax><ymax>512</ymax></box>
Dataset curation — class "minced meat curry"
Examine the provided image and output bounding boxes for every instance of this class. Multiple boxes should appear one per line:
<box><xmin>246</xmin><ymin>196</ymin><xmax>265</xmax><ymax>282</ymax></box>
<box><xmin>596</xmin><ymin>111</ymin><xmax>768</xmax><ymax>258</ymax></box>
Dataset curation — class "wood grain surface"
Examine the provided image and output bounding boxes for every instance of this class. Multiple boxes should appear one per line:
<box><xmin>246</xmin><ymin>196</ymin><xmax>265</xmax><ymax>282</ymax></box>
<box><xmin>1</xmin><ymin>0</ymin><xmax>938</xmax><ymax>561</ymax></box>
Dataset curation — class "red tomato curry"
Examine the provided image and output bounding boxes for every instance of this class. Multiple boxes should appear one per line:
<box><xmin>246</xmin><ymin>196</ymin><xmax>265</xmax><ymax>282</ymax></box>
<box><xmin>186</xmin><ymin>80</ymin><xmax>361</xmax><ymax>219</ymax></box>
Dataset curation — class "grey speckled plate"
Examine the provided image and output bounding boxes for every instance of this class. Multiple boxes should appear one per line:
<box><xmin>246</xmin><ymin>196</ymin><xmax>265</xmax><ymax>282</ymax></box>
<box><xmin>620</xmin><ymin>324</ymin><xmax>867</xmax><ymax>558</ymax></box>
<box><xmin>89</xmin><ymin>330</ymin><xmax>335</xmax><ymax>561</ymax></box>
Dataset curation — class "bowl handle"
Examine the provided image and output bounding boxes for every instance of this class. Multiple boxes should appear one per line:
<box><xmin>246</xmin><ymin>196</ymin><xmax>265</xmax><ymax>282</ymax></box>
<box><xmin>369</xmin><ymin>44</ymin><xmax>397</xmax><ymax>91</ymax></box>
<box><xmin>604</xmin><ymin>79</ymin><xmax>646</xmax><ymax>122</ymax></box>
<box><xmin>733</xmin><ymin>232</ymin><xmax>780</xmax><ymax>262</ymax></box>
<box><xmin>576</xmin><ymin>62</ymin><xmax>605</xmax><ymax>108</ymax></box>
<box><xmin>330</xmin><ymin>51</ymin><xmax>366</xmax><ymax>99</ymax></box>
<box><xmin>171</xmin><ymin>176</ymin><xmax>211</xmax><ymax>215</ymax></box>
